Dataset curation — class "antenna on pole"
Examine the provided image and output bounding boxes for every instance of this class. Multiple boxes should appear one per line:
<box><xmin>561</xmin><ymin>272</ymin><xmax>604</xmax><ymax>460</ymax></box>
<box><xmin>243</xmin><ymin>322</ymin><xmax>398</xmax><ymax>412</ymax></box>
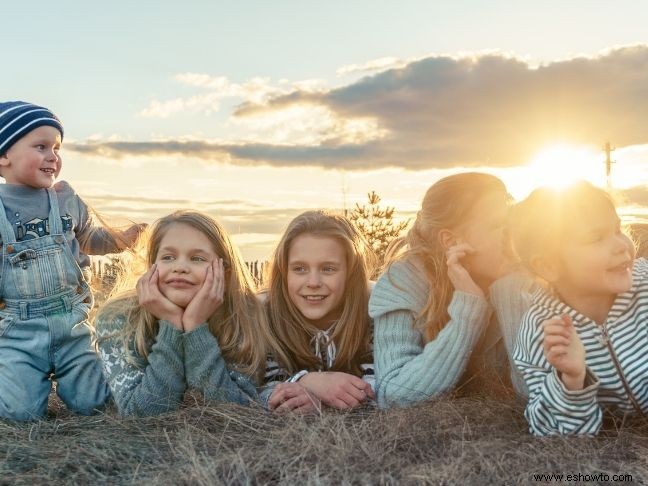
<box><xmin>603</xmin><ymin>141</ymin><xmax>615</xmax><ymax>191</ymax></box>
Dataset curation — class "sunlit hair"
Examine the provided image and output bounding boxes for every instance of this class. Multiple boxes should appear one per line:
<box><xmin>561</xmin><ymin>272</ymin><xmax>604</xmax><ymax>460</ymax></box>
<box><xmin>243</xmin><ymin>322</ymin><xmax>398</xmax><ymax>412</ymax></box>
<box><xmin>265</xmin><ymin>210</ymin><xmax>376</xmax><ymax>375</ymax></box>
<box><xmin>510</xmin><ymin>180</ymin><xmax>632</xmax><ymax>275</ymax></box>
<box><xmin>95</xmin><ymin>210</ymin><xmax>281</xmax><ymax>382</ymax></box>
<box><xmin>630</xmin><ymin>223</ymin><xmax>648</xmax><ymax>259</ymax></box>
<box><xmin>383</xmin><ymin>172</ymin><xmax>509</xmax><ymax>342</ymax></box>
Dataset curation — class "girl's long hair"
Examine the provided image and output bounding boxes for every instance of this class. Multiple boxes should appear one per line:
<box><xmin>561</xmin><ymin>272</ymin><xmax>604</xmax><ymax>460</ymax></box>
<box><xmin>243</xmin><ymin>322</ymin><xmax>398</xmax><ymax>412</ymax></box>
<box><xmin>265</xmin><ymin>210</ymin><xmax>375</xmax><ymax>376</ymax></box>
<box><xmin>383</xmin><ymin>172</ymin><xmax>508</xmax><ymax>342</ymax></box>
<box><xmin>95</xmin><ymin>210</ymin><xmax>281</xmax><ymax>382</ymax></box>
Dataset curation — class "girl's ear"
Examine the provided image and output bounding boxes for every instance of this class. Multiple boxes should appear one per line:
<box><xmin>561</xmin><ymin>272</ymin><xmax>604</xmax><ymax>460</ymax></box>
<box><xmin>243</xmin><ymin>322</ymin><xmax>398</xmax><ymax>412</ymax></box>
<box><xmin>529</xmin><ymin>254</ymin><xmax>560</xmax><ymax>283</ymax></box>
<box><xmin>438</xmin><ymin>229</ymin><xmax>457</xmax><ymax>250</ymax></box>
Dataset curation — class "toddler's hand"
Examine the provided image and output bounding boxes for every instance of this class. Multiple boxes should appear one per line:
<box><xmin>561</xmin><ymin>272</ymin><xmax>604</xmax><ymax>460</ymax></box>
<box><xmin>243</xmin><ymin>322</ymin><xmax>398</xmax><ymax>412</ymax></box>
<box><xmin>182</xmin><ymin>258</ymin><xmax>225</xmax><ymax>331</ymax></box>
<box><xmin>118</xmin><ymin>222</ymin><xmax>148</xmax><ymax>249</ymax></box>
<box><xmin>542</xmin><ymin>314</ymin><xmax>586</xmax><ymax>390</ymax></box>
<box><xmin>137</xmin><ymin>264</ymin><xmax>184</xmax><ymax>330</ymax></box>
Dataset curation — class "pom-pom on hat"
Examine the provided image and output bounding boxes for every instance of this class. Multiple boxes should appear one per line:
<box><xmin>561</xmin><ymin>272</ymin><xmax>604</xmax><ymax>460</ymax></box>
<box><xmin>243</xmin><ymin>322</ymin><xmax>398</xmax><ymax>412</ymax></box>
<box><xmin>0</xmin><ymin>101</ymin><xmax>64</xmax><ymax>156</ymax></box>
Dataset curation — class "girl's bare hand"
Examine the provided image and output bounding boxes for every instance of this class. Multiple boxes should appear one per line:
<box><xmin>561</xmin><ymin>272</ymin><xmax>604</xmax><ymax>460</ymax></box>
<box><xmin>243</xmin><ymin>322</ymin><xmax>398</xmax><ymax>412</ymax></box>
<box><xmin>182</xmin><ymin>258</ymin><xmax>225</xmax><ymax>331</ymax></box>
<box><xmin>445</xmin><ymin>242</ymin><xmax>484</xmax><ymax>297</ymax></box>
<box><xmin>542</xmin><ymin>314</ymin><xmax>586</xmax><ymax>390</ymax></box>
<box><xmin>137</xmin><ymin>264</ymin><xmax>184</xmax><ymax>330</ymax></box>
<box><xmin>268</xmin><ymin>382</ymin><xmax>321</xmax><ymax>414</ymax></box>
<box><xmin>299</xmin><ymin>371</ymin><xmax>375</xmax><ymax>410</ymax></box>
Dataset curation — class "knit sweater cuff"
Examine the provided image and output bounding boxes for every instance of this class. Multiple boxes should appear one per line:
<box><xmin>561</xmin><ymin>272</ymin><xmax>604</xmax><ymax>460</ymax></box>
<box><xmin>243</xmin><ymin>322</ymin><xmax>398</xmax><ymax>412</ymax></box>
<box><xmin>447</xmin><ymin>291</ymin><xmax>491</xmax><ymax>326</ymax></box>
<box><xmin>183</xmin><ymin>323</ymin><xmax>216</xmax><ymax>355</ymax></box>
<box><xmin>157</xmin><ymin>320</ymin><xmax>184</xmax><ymax>351</ymax></box>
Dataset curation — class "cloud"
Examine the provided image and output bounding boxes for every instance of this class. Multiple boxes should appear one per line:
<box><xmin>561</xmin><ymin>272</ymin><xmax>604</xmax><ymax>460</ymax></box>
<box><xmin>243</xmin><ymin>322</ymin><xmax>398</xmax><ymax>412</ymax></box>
<box><xmin>71</xmin><ymin>45</ymin><xmax>648</xmax><ymax>171</ymax></box>
<box><xmin>336</xmin><ymin>57</ymin><xmax>408</xmax><ymax>77</ymax></box>
<box><xmin>138</xmin><ymin>93</ymin><xmax>223</xmax><ymax>118</ymax></box>
<box><xmin>84</xmin><ymin>191</ymin><xmax>337</xmax><ymax>235</ymax></box>
<box><xmin>138</xmin><ymin>73</ymin><xmax>324</xmax><ymax>118</ymax></box>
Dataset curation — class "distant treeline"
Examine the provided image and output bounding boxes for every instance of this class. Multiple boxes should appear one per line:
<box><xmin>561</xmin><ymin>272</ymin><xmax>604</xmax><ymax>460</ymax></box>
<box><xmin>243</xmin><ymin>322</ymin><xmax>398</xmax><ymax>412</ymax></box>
<box><xmin>90</xmin><ymin>222</ymin><xmax>647</xmax><ymax>292</ymax></box>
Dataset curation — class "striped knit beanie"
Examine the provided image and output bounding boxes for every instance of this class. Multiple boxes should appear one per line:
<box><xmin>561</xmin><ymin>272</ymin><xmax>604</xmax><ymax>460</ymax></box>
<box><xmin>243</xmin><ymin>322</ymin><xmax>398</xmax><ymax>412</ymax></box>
<box><xmin>0</xmin><ymin>101</ymin><xmax>64</xmax><ymax>156</ymax></box>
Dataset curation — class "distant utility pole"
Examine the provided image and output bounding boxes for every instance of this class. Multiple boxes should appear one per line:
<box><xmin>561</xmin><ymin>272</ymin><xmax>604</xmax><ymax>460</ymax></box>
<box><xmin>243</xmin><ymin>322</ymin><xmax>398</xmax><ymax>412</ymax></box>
<box><xmin>603</xmin><ymin>141</ymin><xmax>615</xmax><ymax>191</ymax></box>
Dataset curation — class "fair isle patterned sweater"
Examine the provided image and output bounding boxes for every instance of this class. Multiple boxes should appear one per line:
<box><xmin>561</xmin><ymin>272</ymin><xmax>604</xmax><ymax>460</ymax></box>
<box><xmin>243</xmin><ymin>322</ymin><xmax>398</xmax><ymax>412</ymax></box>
<box><xmin>95</xmin><ymin>315</ymin><xmax>257</xmax><ymax>416</ymax></box>
<box><xmin>514</xmin><ymin>258</ymin><xmax>648</xmax><ymax>436</ymax></box>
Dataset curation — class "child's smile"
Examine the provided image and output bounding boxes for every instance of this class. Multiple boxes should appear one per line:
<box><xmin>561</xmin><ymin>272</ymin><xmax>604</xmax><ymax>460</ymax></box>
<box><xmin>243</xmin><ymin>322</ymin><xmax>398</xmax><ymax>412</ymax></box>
<box><xmin>287</xmin><ymin>234</ymin><xmax>347</xmax><ymax>331</ymax></box>
<box><xmin>1</xmin><ymin>126</ymin><xmax>62</xmax><ymax>188</ymax></box>
<box><xmin>155</xmin><ymin>223</ymin><xmax>219</xmax><ymax>308</ymax></box>
<box><xmin>553</xmin><ymin>203</ymin><xmax>635</xmax><ymax>318</ymax></box>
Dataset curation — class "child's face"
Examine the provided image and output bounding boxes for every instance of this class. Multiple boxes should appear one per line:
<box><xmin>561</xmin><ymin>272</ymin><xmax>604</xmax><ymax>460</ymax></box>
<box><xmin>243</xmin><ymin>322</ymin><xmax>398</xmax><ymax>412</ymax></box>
<box><xmin>1</xmin><ymin>126</ymin><xmax>62</xmax><ymax>188</ymax></box>
<box><xmin>554</xmin><ymin>204</ymin><xmax>634</xmax><ymax>299</ymax></box>
<box><xmin>154</xmin><ymin>223</ymin><xmax>220</xmax><ymax>308</ymax></box>
<box><xmin>454</xmin><ymin>190</ymin><xmax>511</xmax><ymax>287</ymax></box>
<box><xmin>287</xmin><ymin>234</ymin><xmax>348</xmax><ymax>331</ymax></box>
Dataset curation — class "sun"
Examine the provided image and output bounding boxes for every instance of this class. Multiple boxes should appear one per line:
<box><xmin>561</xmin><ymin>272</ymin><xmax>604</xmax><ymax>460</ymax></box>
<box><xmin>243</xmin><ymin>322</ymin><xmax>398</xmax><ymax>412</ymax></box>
<box><xmin>503</xmin><ymin>143</ymin><xmax>606</xmax><ymax>201</ymax></box>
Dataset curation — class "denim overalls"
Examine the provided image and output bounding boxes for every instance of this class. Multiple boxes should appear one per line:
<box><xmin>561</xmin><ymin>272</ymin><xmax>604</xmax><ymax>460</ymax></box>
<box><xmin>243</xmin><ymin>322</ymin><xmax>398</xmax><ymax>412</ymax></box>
<box><xmin>0</xmin><ymin>188</ymin><xmax>110</xmax><ymax>420</ymax></box>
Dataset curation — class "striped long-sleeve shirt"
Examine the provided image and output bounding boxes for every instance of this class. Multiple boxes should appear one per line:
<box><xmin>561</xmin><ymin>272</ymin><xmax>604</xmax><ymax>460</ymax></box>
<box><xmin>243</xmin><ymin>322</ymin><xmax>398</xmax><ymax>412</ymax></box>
<box><xmin>514</xmin><ymin>258</ymin><xmax>648</xmax><ymax>436</ymax></box>
<box><xmin>259</xmin><ymin>323</ymin><xmax>375</xmax><ymax>409</ymax></box>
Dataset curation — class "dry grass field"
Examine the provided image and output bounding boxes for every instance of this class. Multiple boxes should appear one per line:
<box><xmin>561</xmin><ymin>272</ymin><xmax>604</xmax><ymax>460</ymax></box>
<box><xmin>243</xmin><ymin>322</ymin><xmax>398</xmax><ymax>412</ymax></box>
<box><xmin>1</xmin><ymin>224</ymin><xmax>647</xmax><ymax>485</ymax></box>
<box><xmin>1</xmin><ymin>391</ymin><xmax>647</xmax><ymax>485</ymax></box>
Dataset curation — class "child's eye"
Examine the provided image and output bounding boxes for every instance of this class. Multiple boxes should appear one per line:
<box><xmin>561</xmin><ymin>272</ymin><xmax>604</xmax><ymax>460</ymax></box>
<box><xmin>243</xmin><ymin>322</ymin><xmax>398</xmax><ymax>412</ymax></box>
<box><xmin>291</xmin><ymin>265</ymin><xmax>307</xmax><ymax>273</ymax></box>
<box><xmin>160</xmin><ymin>255</ymin><xmax>175</xmax><ymax>261</ymax></box>
<box><xmin>35</xmin><ymin>144</ymin><xmax>45</xmax><ymax>150</ymax></box>
<box><xmin>322</xmin><ymin>265</ymin><xmax>337</xmax><ymax>273</ymax></box>
<box><xmin>191</xmin><ymin>255</ymin><xmax>207</xmax><ymax>262</ymax></box>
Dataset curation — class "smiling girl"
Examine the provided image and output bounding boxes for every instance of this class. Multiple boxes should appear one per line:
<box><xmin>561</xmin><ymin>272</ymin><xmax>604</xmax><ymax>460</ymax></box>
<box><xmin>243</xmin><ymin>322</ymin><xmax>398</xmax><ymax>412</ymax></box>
<box><xmin>261</xmin><ymin>210</ymin><xmax>376</xmax><ymax>413</ymax></box>
<box><xmin>511</xmin><ymin>181</ymin><xmax>647</xmax><ymax>436</ymax></box>
<box><xmin>95</xmin><ymin>210</ymin><xmax>280</xmax><ymax>416</ymax></box>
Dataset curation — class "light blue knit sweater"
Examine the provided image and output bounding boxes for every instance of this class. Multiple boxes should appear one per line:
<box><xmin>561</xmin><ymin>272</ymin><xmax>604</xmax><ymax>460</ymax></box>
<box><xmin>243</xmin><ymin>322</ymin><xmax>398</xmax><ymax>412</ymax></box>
<box><xmin>369</xmin><ymin>259</ymin><xmax>533</xmax><ymax>408</ymax></box>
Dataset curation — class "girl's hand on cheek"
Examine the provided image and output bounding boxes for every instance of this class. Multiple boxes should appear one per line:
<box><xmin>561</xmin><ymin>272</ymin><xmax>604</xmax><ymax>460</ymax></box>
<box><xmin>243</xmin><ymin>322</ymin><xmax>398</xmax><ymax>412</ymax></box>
<box><xmin>542</xmin><ymin>314</ymin><xmax>586</xmax><ymax>390</ymax></box>
<box><xmin>137</xmin><ymin>264</ymin><xmax>184</xmax><ymax>330</ymax></box>
<box><xmin>183</xmin><ymin>258</ymin><xmax>225</xmax><ymax>332</ymax></box>
<box><xmin>445</xmin><ymin>242</ymin><xmax>484</xmax><ymax>297</ymax></box>
<box><xmin>299</xmin><ymin>371</ymin><xmax>375</xmax><ymax>410</ymax></box>
<box><xmin>268</xmin><ymin>382</ymin><xmax>321</xmax><ymax>414</ymax></box>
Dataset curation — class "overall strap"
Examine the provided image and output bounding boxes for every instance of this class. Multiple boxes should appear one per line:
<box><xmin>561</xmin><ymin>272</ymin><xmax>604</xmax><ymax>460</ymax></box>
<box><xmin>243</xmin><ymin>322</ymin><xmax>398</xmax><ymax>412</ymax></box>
<box><xmin>0</xmin><ymin>195</ymin><xmax>17</xmax><ymax>244</ymax></box>
<box><xmin>0</xmin><ymin>195</ymin><xmax>13</xmax><ymax>298</ymax></box>
<box><xmin>46</xmin><ymin>187</ymin><xmax>63</xmax><ymax>234</ymax></box>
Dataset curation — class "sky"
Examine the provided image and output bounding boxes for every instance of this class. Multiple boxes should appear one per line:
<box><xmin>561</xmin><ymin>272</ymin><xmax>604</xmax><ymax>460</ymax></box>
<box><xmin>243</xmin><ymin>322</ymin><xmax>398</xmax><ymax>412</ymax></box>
<box><xmin>3</xmin><ymin>1</ymin><xmax>648</xmax><ymax>259</ymax></box>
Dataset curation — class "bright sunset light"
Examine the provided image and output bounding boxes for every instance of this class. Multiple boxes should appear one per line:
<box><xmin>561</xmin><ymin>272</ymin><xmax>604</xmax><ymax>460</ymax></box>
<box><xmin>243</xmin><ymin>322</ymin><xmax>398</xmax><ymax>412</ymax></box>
<box><xmin>4</xmin><ymin>3</ymin><xmax>648</xmax><ymax>260</ymax></box>
<box><xmin>504</xmin><ymin>143</ymin><xmax>606</xmax><ymax>201</ymax></box>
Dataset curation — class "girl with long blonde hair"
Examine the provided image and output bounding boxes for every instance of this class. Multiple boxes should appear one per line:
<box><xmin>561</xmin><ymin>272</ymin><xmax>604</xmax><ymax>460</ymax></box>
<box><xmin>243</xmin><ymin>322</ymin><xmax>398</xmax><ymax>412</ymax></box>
<box><xmin>369</xmin><ymin>172</ymin><xmax>533</xmax><ymax>408</ymax></box>
<box><xmin>95</xmin><ymin>210</ymin><xmax>278</xmax><ymax>416</ymax></box>
<box><xmin>261</xmin><ymin>210</ymin><xmax>376</xmax><ymax>412</ymax></box>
